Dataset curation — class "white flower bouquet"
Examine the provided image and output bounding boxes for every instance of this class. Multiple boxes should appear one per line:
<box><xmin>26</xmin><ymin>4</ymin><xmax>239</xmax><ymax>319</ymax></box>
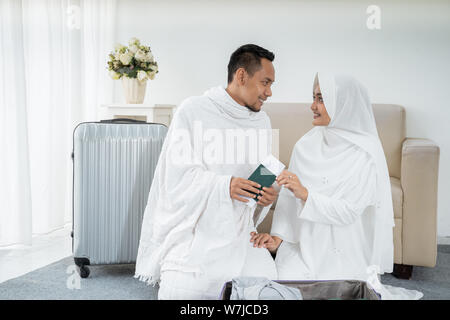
<box><xmin>107</xmin><ymin>37</ymin><xmax>158</xmax><ymax>82</ymax></box>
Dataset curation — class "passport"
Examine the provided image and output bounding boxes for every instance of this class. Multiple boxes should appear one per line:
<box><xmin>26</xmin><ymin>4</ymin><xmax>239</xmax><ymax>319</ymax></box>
<box><xmin>244</xmin><ymin>154</ymin><xmax>285</xmax><ymax>207</ymax></box>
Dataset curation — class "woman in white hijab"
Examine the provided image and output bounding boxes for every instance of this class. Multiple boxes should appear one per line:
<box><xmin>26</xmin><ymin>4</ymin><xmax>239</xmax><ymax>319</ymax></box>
<box><xmin>251</xmin><ymin>73</ymin><xmax>423</xmax><ymax>299</ymax></box>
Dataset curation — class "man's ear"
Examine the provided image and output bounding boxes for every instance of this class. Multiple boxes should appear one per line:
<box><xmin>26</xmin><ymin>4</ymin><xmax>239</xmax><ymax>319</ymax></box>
<box><xmin>235</xmin><ymin>67</ymin><xmax>247</xmax><ymax>85</ymax></box>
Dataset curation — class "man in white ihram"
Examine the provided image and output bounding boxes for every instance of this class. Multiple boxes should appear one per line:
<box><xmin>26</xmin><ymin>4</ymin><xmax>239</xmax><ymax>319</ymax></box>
<box><xmin>135</xmin><ymin>44</ymin><xmax>279</xmax><ymax>299</ymax></box>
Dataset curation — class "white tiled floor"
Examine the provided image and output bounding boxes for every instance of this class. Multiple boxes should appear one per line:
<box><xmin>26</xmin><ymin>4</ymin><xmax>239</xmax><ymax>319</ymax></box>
<box><xmin>0</xmin><ymin>224</ymin><xmax>73</xmax><ymax>284</ymax></box>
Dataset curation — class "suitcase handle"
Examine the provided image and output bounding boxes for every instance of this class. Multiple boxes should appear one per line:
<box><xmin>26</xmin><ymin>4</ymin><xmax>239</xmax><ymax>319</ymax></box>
<box><xmin>100</xmin><ymin>118</ymin><xmax>147</xmax><ymax>124</ymax></box>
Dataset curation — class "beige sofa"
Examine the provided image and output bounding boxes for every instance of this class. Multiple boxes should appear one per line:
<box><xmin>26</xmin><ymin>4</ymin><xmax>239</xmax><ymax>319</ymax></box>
<box><xmin>257</xmin><ymin>103</ymin><xmax>440</xmax><ymax>279</ymax></box>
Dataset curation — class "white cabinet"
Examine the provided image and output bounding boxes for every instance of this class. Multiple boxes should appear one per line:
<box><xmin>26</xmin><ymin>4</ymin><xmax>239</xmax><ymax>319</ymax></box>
<box><xmin>99</xmin><ymin>104</ymin><xmax>176</xmax><ymax>127</ymax></box>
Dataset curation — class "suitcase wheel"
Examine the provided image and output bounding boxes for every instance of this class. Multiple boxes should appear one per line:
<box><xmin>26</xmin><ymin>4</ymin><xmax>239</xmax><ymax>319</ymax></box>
<box><xmin>78</xmin><ymin>265</ymin><xmax>90</xmax><ymax>278</ymax></box>
<box><xmin>74</xmin><ymin>257</ymin><xmax>91</xmax><ymax>278</ymax></box>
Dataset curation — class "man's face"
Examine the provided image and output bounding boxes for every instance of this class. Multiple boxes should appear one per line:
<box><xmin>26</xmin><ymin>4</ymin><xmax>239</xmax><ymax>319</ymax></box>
<box><xmin>240</xmin><ymin>58</ymin><xmax>275</xmax><ymax>112</ymax></box>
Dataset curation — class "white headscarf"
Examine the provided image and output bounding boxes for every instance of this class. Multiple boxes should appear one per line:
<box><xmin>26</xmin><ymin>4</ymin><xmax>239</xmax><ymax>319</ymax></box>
<box><xmin>319</xmin><ymin>73</ymin><xmax>394</xmax><ymax>273</ymax></box>
<box><xmin>275</xmin><ymin>73</ymin><xmax>394</xmax><ymax>274</ymax></box>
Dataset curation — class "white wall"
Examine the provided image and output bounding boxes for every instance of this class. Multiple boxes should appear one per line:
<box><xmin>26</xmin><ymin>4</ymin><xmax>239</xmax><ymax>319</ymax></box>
<box><xmin>114</xmin><ymin>0</ymin><xmax>450</xmax><ymax>237</ymax></box>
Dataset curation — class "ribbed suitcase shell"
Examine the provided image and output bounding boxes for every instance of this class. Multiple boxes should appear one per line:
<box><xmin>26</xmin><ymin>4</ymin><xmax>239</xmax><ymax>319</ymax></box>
<box><xmin>72</xmin><ymin>121</ymin><xmax>167</xmax><ymax>266</ymax></box>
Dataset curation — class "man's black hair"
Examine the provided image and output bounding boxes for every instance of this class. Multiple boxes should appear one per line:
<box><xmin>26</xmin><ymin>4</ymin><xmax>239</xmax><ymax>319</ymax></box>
<box><xmin>227</xmin><ymin>44</ymin><xmax>274</xmax><ymax>84</ymax></box>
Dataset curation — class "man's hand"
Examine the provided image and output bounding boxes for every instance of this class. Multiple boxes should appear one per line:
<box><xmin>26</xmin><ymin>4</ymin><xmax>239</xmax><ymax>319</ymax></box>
<box><xmin>256</xmin><ymin>186</ymin><xmax>278</xmax><ymax>207</ymax></box>
<box><xmin>230</xmin><ymin>177</ymin><xmax>261</xmax><ymax>203</ymax></box>
<box><xmin>250</xmin><ymin>232</ymin><xmax>283</xmax><ymax>254</ymax></box>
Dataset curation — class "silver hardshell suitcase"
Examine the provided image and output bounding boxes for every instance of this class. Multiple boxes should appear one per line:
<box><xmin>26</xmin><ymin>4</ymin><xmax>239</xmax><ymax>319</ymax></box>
<box><xmin>71</xmin><ymin>118</ymin><xmax>168</xmax><ymax>278</ymax></box>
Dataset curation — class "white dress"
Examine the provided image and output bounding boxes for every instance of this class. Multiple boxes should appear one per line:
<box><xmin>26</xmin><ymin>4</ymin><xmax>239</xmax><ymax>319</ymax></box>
<box><xmin>271</xmin><ymin>73</ymin><xmax>423</xmax><ymax>300</ymax></box>
<box><xmin>273</xmin><ymin>131</ymin><xmax>378</xmax><ymax>282</ymax></box>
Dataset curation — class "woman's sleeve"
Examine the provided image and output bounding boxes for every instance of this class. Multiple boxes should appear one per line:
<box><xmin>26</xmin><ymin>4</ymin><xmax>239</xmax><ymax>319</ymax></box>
<box><xmin>298</xmin><ymin>162</ymin><xmax>377</xmax><ymax>226</ymax></box>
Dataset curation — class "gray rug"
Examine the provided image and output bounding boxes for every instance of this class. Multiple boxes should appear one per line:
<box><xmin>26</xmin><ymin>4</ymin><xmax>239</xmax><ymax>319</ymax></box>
<box><xmin>0</xmin><ymin>258</ymin><xmax>158</xmax><ymax>300</ymax></box>
<box><xmin>1</xmin><ymin>245</ymin><xmax>450</xmax><ymax>300</ymax></box>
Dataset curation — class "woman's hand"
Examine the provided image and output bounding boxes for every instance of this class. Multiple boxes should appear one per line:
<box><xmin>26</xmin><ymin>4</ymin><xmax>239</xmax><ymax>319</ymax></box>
<box><xmin>250</xmin><ymin>232</ymin><xmax>283</xmax><ymax>254</ymax></box>
<box><xmin>276</xmin><ymin>170</ymin><xmax>308</xmax><ymax>201</ymax></box>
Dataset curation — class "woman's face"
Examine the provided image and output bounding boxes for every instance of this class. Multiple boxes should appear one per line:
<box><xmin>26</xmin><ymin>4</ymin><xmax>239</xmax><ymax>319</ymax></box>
<box><xmin>311</xmin><ymin>85</ymin><xmax>331</xmax><ymax>126</ymax></box>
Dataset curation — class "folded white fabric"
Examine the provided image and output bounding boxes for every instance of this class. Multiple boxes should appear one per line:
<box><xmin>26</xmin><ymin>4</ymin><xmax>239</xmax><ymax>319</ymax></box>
<box><xmin>230</xmin><ymin>276</ymin><xmax>303</xmax><ymax>300</ymax></box>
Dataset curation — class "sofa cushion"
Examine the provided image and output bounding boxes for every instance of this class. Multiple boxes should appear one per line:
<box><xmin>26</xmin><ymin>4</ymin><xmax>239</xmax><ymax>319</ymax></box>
<box><xmin>263</xmin><ymin>103</ymin><xmax>313</xmax><ymax>168</ymax></box>
<box><xmin>372</xmin><ymin>104</ymin><xmax>405</xmax><ymax>179</ymax></box>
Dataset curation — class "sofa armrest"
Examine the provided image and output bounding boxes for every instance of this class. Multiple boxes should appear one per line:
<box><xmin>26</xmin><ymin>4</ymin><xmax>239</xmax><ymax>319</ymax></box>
<box><xmin>401</xmin><ymin>138</ymin><xmax>440</xmax><ymax>267</ymax></box>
